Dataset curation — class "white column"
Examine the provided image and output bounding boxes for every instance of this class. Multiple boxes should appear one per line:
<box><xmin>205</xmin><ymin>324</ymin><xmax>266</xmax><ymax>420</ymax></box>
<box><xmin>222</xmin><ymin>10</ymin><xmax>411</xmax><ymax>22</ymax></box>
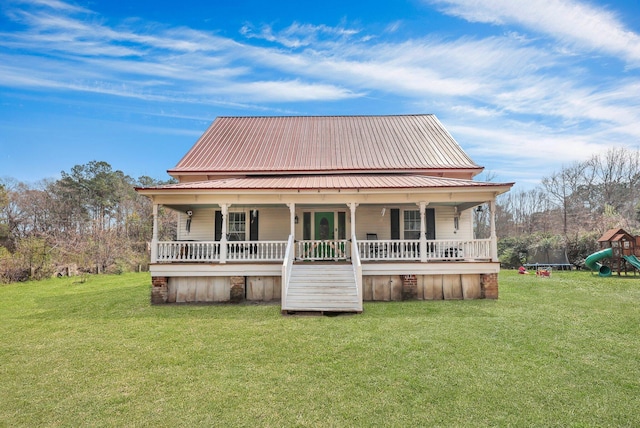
<box><xmin>419</xmin><ymin>202</ymin><xmax>427</xmax><ymax>262</ymax></box>
<box><xmin>490</xmin><ymin>200</ymin><xmax>498</xmax><ymax>262</ymax></box>
<box><xmin>220</xmin><ymin>204</ymin><xmax>228</xmax><ymax>264</ymax></box>
<box><xmin>287</xmin><ymin>203</ymin><xmax>295</xmax><ymax>238</ymax></box>
<box><xmin>151</xmin><ymin>203</ymin><xmax>159</xmax><ymax>263</ymax></box>
<box><xmin>349</xmin><ymin>202</ymin><xmax>358</xmax><ymax>238</ymax></box>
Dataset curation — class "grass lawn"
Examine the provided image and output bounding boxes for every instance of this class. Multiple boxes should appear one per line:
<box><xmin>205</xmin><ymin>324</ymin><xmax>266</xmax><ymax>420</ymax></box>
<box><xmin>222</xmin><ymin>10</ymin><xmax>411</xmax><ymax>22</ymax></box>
<box><xmin>1</xmin><ymin>270</ymin><xmax>639</xmax><ymax>427</ymax></box>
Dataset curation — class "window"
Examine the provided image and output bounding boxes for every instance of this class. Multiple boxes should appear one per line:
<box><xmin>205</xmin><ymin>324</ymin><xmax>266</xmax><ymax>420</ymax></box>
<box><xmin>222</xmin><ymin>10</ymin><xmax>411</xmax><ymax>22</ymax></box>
<box><xmin>303</xmin><ymin>212</ymin><xmax>311</xmax><ymax>240</ymax></box>
<box><xmin>338</xmin><ymin>212</ymin><xmax>346</xmax><ymax>239</ymax></box>
<box><xmin>228</xmin><ymin>212</ymin><xmax>246</xmax><ymax>241</ymax></box>
<box><xmin>404</xmin><ymin>210</ymin><xmax>421</xmax><ymax>239</ymax></box>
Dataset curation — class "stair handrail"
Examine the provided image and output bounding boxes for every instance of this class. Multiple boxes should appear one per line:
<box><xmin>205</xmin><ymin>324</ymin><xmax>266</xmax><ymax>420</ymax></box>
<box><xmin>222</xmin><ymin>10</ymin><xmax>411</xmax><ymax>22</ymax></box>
<box><xmin>281</xmin><ymin>234</ymin><xmax>295</xmax><ymax>305</ymax></box>
<box><xmin>351</xmin><ymin>234</ymin><xmax>363</xmax><ymax>310</ymax></box>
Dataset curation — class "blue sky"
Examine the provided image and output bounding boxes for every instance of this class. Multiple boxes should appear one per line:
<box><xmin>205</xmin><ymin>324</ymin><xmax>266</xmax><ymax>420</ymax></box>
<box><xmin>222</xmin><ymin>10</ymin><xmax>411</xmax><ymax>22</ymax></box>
<box><xmin>1</xmin><ymin>0</ymin><xmax>639</xmax><ymax>189</ymax></box>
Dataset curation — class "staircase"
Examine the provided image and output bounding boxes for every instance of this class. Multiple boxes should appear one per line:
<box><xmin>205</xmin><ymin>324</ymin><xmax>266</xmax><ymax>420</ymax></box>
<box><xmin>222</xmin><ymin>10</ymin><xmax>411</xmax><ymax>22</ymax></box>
<box><xmin>282</xmin><ymin>264</ymin><xmax>362</xmax><ymax>314</ymax></box>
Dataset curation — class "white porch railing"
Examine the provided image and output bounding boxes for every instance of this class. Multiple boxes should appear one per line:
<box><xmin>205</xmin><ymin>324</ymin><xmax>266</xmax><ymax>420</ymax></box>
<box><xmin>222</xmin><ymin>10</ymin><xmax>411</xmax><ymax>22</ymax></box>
<box><xmin>295</xmin><ymin>239</ymin><xmax>350</xmax><ymax>261</ymax></box>
<box><xmin>154</xmin><ymin>238</ymin><xmax>492</xmax><ymax>263</ymax></box>
<box><xmin>154</xmin><ymin>240</ymin><xmax>286</xmax><ymax>263</ymax></box>
<box><xmin>357</xmin><ymin>239</ymin><xmax>420</xmax><ymax>261</ymax></box>
<box><xmin>226</xmin><ymin>240</ymin><xmax>288</xmax><ymax>261</ymax></box>
<box><xmin>358</xmin><ymin>239</ymin><xmax>492</xmax><ymax>261</ymax></box>
<box><xmin>156</xmin><ymin>241</ymin><xmax>220</xmax><ymax>262</ymax></box>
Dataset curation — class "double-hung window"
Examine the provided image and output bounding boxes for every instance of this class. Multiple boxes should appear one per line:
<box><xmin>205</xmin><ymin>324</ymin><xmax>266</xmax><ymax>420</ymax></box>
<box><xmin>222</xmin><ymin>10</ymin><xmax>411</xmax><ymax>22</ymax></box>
<box><xmin>403</xmin><ymin>210</ymin><xmax>421</xmax><ymax>239</ymax></box>
<box><xmin>228</xmin><ymin>212</ymin><xmax>246</xmax><ymax>241</ymax></box>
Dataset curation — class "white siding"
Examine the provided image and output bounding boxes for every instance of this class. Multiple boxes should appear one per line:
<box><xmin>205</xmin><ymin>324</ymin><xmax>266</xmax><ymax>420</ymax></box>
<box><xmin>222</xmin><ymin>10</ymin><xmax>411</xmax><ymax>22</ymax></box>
<box><xmin>353</xmin><ymin>205</ymin><xmax>473</xmax><ymax>241</ymax></box>
<box><xmin>174</xmin><ymin>205</ymin><xmax>474</xmax><ymax>241</ymax></box>
<box><xmin>177</xmin><ymin>208</ymin><xmax>215</xmax><ymax>241</ymax></box>
<box><xmin>355</xmin><ymin>206</ymin><xmax>392</xmax><ymax>239</ymax></box>
<box><xmin>437</xmin><ymin>207</ymin><xmax>473</xmax><ymax>240</ymax></box>
<box><xmin>258</xmin><ymin>207</ymin><xmax>290</xmax><ymax>240</ymax></box>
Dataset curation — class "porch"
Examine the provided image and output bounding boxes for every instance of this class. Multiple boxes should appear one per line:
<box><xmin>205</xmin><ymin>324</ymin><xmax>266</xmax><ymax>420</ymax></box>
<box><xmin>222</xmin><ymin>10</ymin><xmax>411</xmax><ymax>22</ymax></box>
<box><xmin>146</xmin><ymin>195</ymin><xmax>502</xmax><ymax>311</ymax></box>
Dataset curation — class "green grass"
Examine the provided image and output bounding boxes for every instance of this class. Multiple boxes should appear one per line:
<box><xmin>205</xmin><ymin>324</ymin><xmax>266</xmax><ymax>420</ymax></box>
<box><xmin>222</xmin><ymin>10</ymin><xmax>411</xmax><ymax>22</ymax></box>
<box><xmin>1</xmin><ymin>271</ymin><xmax>639</xmax><ymax>427</ymax></box>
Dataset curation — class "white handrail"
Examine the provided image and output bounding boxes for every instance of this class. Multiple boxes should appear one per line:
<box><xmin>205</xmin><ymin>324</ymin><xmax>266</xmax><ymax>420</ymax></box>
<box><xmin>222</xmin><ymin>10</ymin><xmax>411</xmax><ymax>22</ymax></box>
<box><xmin>351</xmin><ymin>234</ymin><xmax>363</xmax><ymax>311</ymax></box>
<box><xmin>281</xmin><ymin>235</ymin><xmax>294</xmax><ymax>306</ymax></box>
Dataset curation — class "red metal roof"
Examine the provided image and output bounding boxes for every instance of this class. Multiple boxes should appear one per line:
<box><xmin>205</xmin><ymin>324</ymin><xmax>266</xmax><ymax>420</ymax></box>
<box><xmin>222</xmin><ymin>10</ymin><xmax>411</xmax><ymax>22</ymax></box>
<box><xmin>140</xmin><ymin>174</ymin><xmax>512</xmax><ymax>191</ymax></box>
<box><xmin>170</xmin><ymin>115</ymin><xmax>481</xmax><ymax>176</ymax></box>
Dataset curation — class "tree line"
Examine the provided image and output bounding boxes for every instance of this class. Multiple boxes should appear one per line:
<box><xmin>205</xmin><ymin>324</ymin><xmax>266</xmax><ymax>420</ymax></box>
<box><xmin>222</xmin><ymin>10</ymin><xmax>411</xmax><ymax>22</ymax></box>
<box><xmin>486</xmin><ymin>146</ymin><xmax>640</xmax><ymax>267</ymax></box>
<box><xmin>0</xmin><ymin>161</ymin><xmax>176</xmax><ymax>282</ymax></box>
<box><xmin>1</xmin><ymin>148</ymin><xmax>639</xmax><ymax>282</ymax></box>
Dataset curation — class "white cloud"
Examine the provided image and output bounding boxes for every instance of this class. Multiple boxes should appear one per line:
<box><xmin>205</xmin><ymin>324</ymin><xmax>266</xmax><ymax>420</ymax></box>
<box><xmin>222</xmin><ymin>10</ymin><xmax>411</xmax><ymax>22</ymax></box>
<box><xmin>240</xmin><ymin>22</ymin><xmax>361</xmax><ymax>48</ymax></box>
<box><xmin>211</xmin><ymin>80</ymin><xmax>360</xmax><ymax>102</ymax></box>
<box><xmin>428</xmin><ymin>0</ymin><xmax>640</xmax><ymax>65</ymax></box>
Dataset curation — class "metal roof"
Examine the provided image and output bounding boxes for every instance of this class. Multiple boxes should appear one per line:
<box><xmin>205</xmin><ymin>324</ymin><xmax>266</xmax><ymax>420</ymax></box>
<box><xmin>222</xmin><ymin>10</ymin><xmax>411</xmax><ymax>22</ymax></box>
<box><xmin>139</xmin><ymin>174</ymin><xmax>512</xmax><ymax>192</ymax></box>
<box><xmin>170</xmin><ymin>115</ymin><xmax>481</xmax><ymax>176</ymax></box>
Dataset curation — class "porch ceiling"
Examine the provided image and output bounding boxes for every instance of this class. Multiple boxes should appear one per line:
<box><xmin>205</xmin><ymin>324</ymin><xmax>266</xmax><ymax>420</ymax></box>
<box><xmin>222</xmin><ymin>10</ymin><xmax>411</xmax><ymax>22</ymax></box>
<box><xmin>162</xmin><ymin>201</ymin><xmax>483</xmax><ymax>213</ymax></box>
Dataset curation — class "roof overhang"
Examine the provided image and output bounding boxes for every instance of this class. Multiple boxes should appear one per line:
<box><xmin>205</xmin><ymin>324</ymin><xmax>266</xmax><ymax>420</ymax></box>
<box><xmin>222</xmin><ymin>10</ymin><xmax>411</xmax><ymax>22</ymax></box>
<box><xmin>136</xmin><ymin>174</ymin><xmax>513</xmax><ymax>211</ymax></box>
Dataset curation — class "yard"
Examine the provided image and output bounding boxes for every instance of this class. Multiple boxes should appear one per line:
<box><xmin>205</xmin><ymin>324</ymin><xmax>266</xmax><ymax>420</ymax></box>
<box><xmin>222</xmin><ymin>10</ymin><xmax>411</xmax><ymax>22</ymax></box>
<box><xmin>1</xmin><ymin>270</ymin><xmax>639</xmax><ymax>427</ymax></box>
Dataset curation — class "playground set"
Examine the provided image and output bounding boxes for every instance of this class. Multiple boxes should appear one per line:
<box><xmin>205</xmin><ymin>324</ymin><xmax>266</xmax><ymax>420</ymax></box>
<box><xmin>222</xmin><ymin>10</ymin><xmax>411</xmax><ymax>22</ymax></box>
<box><xmin>585</xmin><ymin>228</ymin><xmax>640</xmax><ymax>277</ymax></box>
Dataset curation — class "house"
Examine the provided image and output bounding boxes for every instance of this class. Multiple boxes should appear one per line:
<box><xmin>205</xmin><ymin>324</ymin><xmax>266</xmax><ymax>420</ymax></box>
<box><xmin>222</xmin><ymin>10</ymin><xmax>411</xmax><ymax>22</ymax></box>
<box><xmin>136</xmin><ymin>114</ymin><xmax>514</xmax><ymax>313</ymax></box>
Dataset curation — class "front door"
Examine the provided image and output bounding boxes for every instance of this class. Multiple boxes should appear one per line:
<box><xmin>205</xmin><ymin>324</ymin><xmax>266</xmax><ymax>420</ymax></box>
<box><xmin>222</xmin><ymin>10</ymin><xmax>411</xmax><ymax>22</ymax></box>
<box><xmin>314</xmin><ymin>212</ymin><xmax>334</xmax><ymax>240</ymax></box>
<box><xmin>313</xmin><ymin>212</ymin><xmax>340</xmax><ymax>259</ymax></box>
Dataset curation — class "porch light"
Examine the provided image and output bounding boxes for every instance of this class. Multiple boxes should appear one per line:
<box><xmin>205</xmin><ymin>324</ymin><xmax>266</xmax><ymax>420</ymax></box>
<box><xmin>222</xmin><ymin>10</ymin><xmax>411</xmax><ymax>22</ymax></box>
<box><xmin>185</xmin><ymin>210</ymin><xmax>193</xmax><ymax>233</ymax></box>
<box><xmin>381</xmin><ymin>208</ymin><xmax>386</xmax><ymax>217</ymax></box>
<box><xmin>295</xmin><ymin>215</ymin><xmax>299</xmax><ymax>224</ymax></box>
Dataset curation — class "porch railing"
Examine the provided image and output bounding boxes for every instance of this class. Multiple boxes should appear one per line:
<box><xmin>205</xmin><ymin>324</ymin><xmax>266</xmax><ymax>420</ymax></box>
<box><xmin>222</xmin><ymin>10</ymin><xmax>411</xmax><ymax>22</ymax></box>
<box><xmin>357</xmin><ymin>239</ymin><xmax>492</xmax><ymax>261</ymax></box>
<box><xmin>153</xmin><ymin>238</ymin><xmax>492</xmax><ymax>263</ymax></box>
<box><xmin>226</xmin><ymin>240</ymin><xmax>288</xmax><ymax>261</ymax></box>
<box><xmin>156</xmin><ymin>241</ymin><xmax>220</xmax><ymax>262</ymax></box>
<box><xmin>154</xmin><ymin>240</ymin><xmax>286</xmax><ymax>263</ymax></box>
<box><xmin>357</xmin><ymin>240</ymin><xmax>420</xmax><ymax>261</ymax></box>
<box><xmin>294</xmin><ymin>239</ymin><xmax>350</xmax><ymax>261</ymax></box>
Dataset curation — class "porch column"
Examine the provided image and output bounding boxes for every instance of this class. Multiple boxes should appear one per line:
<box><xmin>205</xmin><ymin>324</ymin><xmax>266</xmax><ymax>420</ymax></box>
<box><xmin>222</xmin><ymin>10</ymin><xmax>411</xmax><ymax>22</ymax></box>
<box><xmin>348</xmin><ymin>202</ymin><xmax>358</xmax><ymax>238</ymax></box>
<box><xmin>220</xmin><ymin>204</ymin><xmax>228</xmax><ymax>264</ymax></box>
<box><xmin>419</xmin><ymin>202</ymin><xmax>428</xmax><ymax>262</ymax></box>
<box><xmin>151</xmin><ymin>203</ymin><xmax>159</xmax><ymax>263</ymax></box>
<box><xmin>490</xmin><ymin>200</ymin><xmax>498</xmax><ymax>262</ymax></box>
<box><xmin>287</xmin><ymin>203</ymin><xmax>295</xmax><ymax>238</ymax></box>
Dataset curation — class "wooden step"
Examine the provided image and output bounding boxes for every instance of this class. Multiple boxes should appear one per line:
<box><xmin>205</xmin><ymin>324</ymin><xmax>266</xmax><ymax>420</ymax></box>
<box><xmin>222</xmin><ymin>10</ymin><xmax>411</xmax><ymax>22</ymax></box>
<box><xmin>282</xmin><ymin>264</ymin><xmax>362</xmax><ymax>314</ymax></box>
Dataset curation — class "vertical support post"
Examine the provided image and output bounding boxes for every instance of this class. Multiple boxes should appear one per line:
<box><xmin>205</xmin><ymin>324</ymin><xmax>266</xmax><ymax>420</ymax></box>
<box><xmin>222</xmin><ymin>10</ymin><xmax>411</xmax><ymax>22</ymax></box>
<box><xmin>287</xmin><ymin>203</ymin><xmax>296</xmax><ymax>239</ymax></box>
<box><xmin>349</xmin><ymin>202</ymin><xmax>358</xmax><ymax>239</ymax></box>
<box><xmin>220</xmin><ymin>204</ymin><xmax>228</xmax><ymax>264</ymax></box>
<box><xmin>151</xmin><ymin>203</ymin><xmax>159</xmax><ymax>263</ymax></box>
<box><xmin>490</xmin><ymin>199</ymin><xmax>498</xmax><ymax>262</ymax></box>
<box><xmin>419</xmin><ymin>202</ymin><xmax>427</xmax><ymax>262</ymax></box>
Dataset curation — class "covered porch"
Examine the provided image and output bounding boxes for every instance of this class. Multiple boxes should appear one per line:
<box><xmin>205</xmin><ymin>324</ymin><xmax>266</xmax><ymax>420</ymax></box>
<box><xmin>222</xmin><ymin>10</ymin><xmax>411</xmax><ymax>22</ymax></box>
<box><xmin>149</xmin><ymin>200</ymin><xmax>498</xmax><ymax>265</ymax></box>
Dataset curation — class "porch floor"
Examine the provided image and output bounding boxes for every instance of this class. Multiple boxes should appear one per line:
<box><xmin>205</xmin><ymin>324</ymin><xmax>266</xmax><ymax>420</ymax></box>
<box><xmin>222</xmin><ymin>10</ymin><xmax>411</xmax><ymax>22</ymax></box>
<box><xmin>282</xmin><ymin>264</ymin><xmax>361</xmax><ymax>314</ymax></box>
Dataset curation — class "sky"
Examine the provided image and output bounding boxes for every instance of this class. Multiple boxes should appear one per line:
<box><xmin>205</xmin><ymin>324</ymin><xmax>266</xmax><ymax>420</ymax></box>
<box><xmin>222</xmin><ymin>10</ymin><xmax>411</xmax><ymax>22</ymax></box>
<box><xmin>1</xmin><ymin>0</ymin><xmax>640</xmax><ymax>189</ymax></box>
